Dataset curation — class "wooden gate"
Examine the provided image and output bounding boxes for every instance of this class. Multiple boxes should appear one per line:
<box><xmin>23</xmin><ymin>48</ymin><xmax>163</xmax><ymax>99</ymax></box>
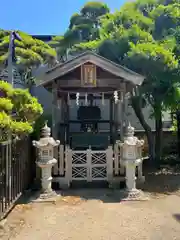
<box><xmin>65</xmin><ymin>147</ymin><xmax>113</xmax><ymax>182</ymax></box>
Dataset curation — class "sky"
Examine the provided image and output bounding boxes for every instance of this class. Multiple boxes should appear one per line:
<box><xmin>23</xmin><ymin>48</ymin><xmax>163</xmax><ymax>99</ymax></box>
<box><xmin>1</xmin><ymin>0</ymin><xmax>126</xmax><ymax>35</ymax></box>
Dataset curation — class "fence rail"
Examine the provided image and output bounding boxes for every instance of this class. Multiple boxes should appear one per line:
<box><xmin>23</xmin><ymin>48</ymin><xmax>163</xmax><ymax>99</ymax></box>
<box><xmin>0</xmin><ymin>137</ymin><xmax>35</xmax><ymax>220</ymax></box>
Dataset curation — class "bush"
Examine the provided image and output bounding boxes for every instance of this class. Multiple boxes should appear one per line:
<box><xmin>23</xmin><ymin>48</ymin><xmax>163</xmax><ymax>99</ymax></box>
<box><xmin>161</xmin><ymin>154</ymin><xmax>180</xmax><ymax>166</ymax></box>
<box><xmin>31</xmin><ymin>114</ymin><xmax>52</xmax><ymax>140</ymax></box>
<box><xmin>0</xmin><ymin>80</ymin><xmax>43</xmax><ymax>141</ymax></box>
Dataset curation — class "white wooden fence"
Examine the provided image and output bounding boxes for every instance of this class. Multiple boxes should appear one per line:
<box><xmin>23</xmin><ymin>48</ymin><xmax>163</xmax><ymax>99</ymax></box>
<box><xmin>52</xmin><ymin>143</ymin><xmax>145</xmax><ymax>187</ymax></box>
<box><xmin>65</xmin><ymin>146</ymin><xmax>113</xmax><ymax>182</ymax></box>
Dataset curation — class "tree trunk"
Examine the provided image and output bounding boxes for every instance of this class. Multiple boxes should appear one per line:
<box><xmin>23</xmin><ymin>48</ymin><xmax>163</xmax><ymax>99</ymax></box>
<box><xmin>154</xmin><ymin>106</ymin><xmax>163</xmax><ymax>166</ymax></box>
<box><xmin>131</xmin><ymin>97</ymin><xmax>155</xmax><ymax>162</ymax></box>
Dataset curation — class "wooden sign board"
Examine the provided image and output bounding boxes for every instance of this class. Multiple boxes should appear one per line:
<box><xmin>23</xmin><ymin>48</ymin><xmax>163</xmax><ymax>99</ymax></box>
<box><xmin>81</xmin><ymin>64</ymin><xmax>97</xmax><ymax>87</ymax></box>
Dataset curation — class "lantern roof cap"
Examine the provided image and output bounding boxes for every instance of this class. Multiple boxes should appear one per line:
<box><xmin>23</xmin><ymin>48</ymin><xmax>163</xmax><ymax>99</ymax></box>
<box><xmin>32</xmin><ymin>122</ymin><xmax>60</xmax><ymax>148</ymax></box>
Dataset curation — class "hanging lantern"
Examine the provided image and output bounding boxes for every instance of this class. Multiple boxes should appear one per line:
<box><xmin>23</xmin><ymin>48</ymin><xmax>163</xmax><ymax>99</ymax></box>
<box><xmin>76</xmin><ymin>92</ymin><xmax>80</xmax><ymax>106</ymax></box>
<box><xmin>101</xmin><ymin>92</ymin><xmax>105</xmax><ymax>105</ymax></box>
<box><xmin>114</xmin><ymin>91</ymin><xmax>118</xmax><ymax>104</ymax></box>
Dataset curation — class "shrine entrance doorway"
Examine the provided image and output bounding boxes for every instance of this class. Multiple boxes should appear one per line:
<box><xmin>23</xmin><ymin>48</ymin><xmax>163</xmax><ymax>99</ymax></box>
<box><xmin>66</xmin><ymin>147</ymin><xmax>113</xmax><ymax>183</ymax></box>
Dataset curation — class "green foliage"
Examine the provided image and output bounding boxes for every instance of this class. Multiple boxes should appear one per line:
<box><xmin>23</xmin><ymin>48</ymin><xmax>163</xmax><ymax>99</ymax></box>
<box><xmin>0</xmin><ymin>30</ymin><xmax>57</xmax><ymax>87</ymax></box>
<box><xmin>0</xmin><ymin>111</ymin><xmax>12</xmax><ymax>128</ymax></box>
<box><xmin>31</xmin><ymin>114</ymin><xmax>52</xmax><ymax>140</ymax></box>
<box><xmin>0</xmin><ymin>80</ymin><xmax>13</xmax><ymax>96</ymax></box>
<box><xmin>0</xmin><ymin>80</ymin><xmax>43</xmax><ymax>141</ymax></box>
<box><xmin>171</xmin><ymin>118</ymin><xmax>177</xmax><ymax>132</ymax></box>
<box><xmin>81</xmin><ymin>2</ymin><xmax>110</xmax><ymax>19</ymax></box>
<box><xmin>96</xmin><ymin>1</ymin><xmax>180</xmax><ymax>113</ymax></box>
<box><xmin>127</xmin><ymin>42</ymin><xmax>178</xmax><ymax>71</ymax></box>
<box><xmin>0</xmin><ymin>30</ymin><xmax>56</xmax><ymax>68</ymax></box>
<box><xmin>149</xmin><ymin>3</ymin><xmax>180</xmax><ymax>39</ymax></box>
<box><xmin>49</xmin><ymin>1</ymin><xmax>110</xmax><ymax>62</ymax></box>
<box><xmin>11</xmin><ymin>121</ymin><xmax>33</xmax><ymax>135</ymax></box>
<box><xmin>70</xmin><ymin>40</ymin><xmax>101</xmax><ymax>55</ymax></box>
<box><xmin>11</xmin><ymin>88</ymin><xmax>43</xmax><ymax>123</ymax></box>
<box><xmin>0</xmin><ymin>98</ymin><xmax>13</xmax><ymax>111</ymax></box>
<box><xmin>161</xmin><ymin>154</ymin><xmax>179</xmax><ymax>165</ymax></box>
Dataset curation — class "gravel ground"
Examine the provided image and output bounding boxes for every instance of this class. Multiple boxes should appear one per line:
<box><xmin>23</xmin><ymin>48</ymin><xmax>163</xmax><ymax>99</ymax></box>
<box><xmin>1</xmin><ymin>189</ymin><xmax>180</xmax><ymax>240</ymax></box>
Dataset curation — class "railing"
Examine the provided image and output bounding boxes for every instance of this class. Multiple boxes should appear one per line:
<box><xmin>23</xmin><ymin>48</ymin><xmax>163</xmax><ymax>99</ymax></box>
<box><xmin>0</xmin><ymin>137</ymin><xmax>35</xmax><ymax>220</ymax></box>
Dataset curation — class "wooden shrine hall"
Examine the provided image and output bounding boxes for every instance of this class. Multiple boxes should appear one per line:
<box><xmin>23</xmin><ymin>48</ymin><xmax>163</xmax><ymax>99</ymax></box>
<box><xmin>38</xmin><ymin>51</ymin><xmax>145</xmax><ymax>188</ymax></box>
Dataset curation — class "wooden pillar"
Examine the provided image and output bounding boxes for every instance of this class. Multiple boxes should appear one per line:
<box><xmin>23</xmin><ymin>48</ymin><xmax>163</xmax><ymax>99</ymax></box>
<box><xmin>124</xmin><ymin>92</ymin><xmax>129</xmax><ymax>127</ymax></box>
<box><xmin>117</xmin><ymin>100</ymin><xmax>121</xmax><ymax>140</ymax></box>
<box><xmin>52</xmin><ymin>82</ymin><xmax>58</xmax><ymax>139</ymax></box>
<box><xmin>52</xmin><ymin>82</ymin><xmax>59</xmax><ymax>175</ymax></box>
<box><xmin>106</xmin><ymin>146</ymin><xmax>113</xmax><ymax>184</ymax></box>
<box><xmin>65</xmin><ymin>96</ymin><xmax>70</xmax><ymax>145</ymax></box>
<box><xmin>120</xmin><ymin>83</ymin><xmax>126</xmax><ymax>175</ymax></box>
<box><xmin>61</xmin><ymin>95</ymin><xmax>69</xmax><ymax>145</ymax></box>
<box><xmin>57</xmin><ymin>94</ymin><xmax>66</xmax><ymax>176</ymax></box>
<box><xmin>114</xmin><ymin>98</ymin><xmax>119</xmax><ymax>142</ymax></box>
<box><xmin>109</xmin><ymin>96</ymin><xmax>113</xmax><ymax>144</ymax></box>
<box><xmin>60</xmin><ymin>95</ymin><xmax>65</xmax><ymax>145</ymax></box>
<box><xmin>66</xmin><ymin>146</ymin><xmax>72</xmax><ymax>183</ymax></box>
<box><xmin>120</xmin><ymin>83</ymin><xmax>126</xmax><ymax>141</ymax></box>
<box><xmin>56</xmin><ymin>97</ymin><xmax>65</xmax><ymax>176</ymax></box>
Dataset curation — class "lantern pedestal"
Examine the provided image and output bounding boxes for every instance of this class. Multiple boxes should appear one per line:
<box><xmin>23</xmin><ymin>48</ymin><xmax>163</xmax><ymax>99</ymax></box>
<box><xmin>120</xmin><ymin>160</ymin><xmax>147</xmax><ymax>201</ymax></box>
<box><xmin>36</xmin><ymin>159</ymin><xmax>57</xmax><ymax>199</ymax></box>
<box><xmin>126</xmin><ymin>161</ymin><xmax>136</xmax><ymax>190</ymax></box>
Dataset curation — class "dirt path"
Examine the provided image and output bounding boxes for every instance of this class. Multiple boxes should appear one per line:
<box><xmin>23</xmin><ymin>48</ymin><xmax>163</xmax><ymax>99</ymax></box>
<box><xmin>1</xmin><ymin>189</ymin><xmax>180</xmax><ymax>240</ymax></box>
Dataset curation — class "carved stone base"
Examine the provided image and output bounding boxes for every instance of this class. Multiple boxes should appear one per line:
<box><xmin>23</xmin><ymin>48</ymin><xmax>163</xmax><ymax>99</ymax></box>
<box><xmin>119</xmin><ymin>188</ymin><xmax>149</xmax><ymax>201</ymax></box>
<box><xmin>39</xmin><ymin>189</ymin><xmax>58</xmax><ymax>199</ymax></box>
<box><xmin>31</xmin><ymin>190</ymin><xmax>61</xmax><ymax>203</ymax></box>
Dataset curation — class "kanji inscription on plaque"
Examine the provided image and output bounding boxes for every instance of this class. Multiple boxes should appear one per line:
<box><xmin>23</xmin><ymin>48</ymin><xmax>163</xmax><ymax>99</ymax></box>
<box><xmin>81</xmin><ymin>64</ymin><xmax>97</xmax><ymax>87</ymax></box>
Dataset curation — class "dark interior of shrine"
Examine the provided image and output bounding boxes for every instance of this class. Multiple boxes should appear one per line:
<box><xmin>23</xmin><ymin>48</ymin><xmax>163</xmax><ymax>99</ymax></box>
<box><xmin>59</xmin><ymin>93</ymin><xmax>120</xmax><ymax>150</ymax></box>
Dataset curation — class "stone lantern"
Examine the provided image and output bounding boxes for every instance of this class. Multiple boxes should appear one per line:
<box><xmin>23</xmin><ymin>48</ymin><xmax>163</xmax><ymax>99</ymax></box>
<box><xmin>120</xmin><ymin>124</ymin><xmax>145</xmax><ymax>200</ymax></box>
<box><xmin>33</xmin><ymin>122</ymin><xmax>60</xmax><ymax>199</ymax></box>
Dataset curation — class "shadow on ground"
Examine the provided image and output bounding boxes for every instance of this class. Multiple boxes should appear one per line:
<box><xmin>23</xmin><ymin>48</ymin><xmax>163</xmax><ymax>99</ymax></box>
<box><xmin>137</xmin><ymin>165</ymin><xmax>180</xmax><ymax>196</ymax></box>
<box><xmin>59</xmin><ymin>188</ymin><xmax>121</xmax><ymax>203</ymax></box>
<box><xmin>11</xmin><ymin>165</ymin><xmax>180</xmax><ymax>206</ymax></box>
<box><xmin>173</xmin><ymin>214</ymin><xmax>180</xmax><ymax>223</ymax></box>
<box><xmin>60</xmin><ymin>166</ymin><xmax>180</xmax><ymax>203</ymax></box>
